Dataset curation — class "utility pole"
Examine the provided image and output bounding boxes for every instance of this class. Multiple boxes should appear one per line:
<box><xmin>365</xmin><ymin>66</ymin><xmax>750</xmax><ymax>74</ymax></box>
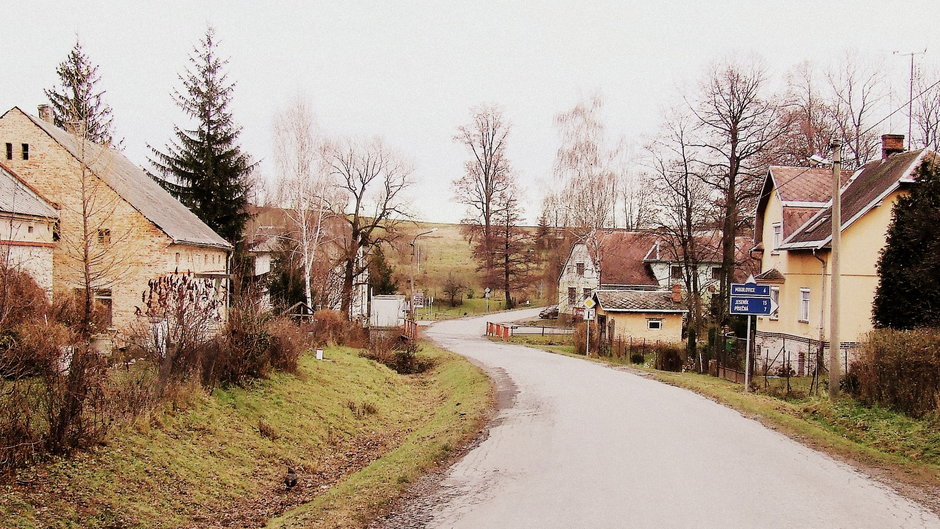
<box><xmin>894</xmin><ymin>49</ymin><xmax>927</xmax><ymax>144</ymax></box>
<box><xmin>829</xmin><ymin>140</ymin><xmax>842</xmax><ymax>400</ymax></box>
<box><xmin>409</xmin><ymin>228</ymin><xmax>437</xmax><ymax>319</ymax></box>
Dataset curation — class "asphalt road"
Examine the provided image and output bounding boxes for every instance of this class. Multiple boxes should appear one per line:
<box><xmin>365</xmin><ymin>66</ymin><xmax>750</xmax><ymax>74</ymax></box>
<box><xmin>416</xmin><ymin>308</ymin><xmax>940</xmax><ymax>529</ymax></box>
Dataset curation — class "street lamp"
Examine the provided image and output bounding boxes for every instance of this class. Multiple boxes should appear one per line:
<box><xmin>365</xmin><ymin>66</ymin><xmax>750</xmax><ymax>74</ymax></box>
<box><xmin>410</xmin><ymin>228</ymin><xmax>437</xmax><ymax>319</ymax></box>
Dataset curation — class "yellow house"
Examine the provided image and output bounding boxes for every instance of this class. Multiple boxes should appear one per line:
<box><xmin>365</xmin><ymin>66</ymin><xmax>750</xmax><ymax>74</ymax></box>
<box><xmin>0</xmin><ymin>106</ymin><xmax>231</xmax><ymax>332</ymax></box>
<box><xmin>593</xmin><ymin>288</ymin><xmax>687</xmax><ymax>344</ymax></box>
<box><xmin>753</xmin><ymin>135</ymin><xmax>933</xmax><ymax>375</ymax></box>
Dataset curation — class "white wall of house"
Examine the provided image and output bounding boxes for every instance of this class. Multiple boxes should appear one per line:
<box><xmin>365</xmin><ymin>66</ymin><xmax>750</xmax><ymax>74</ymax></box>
<box><xmin>557</xmin><ymin>243</ymin><xmax>599</xmax><ymax>315</ymax></box>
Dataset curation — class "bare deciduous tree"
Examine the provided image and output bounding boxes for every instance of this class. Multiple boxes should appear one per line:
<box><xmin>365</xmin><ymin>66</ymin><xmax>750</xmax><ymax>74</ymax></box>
<box><xmin>912</xmin><ymin>68</ymin><xmax>940</xmax><ymax>151</ymax></box>
<box><xmin>647</xmin><ymin>108</ymin><xmax>717</xmax><ymax>369</ymax></box>
<box><xmin>453</xmin><ymin>104</ymin><xmax>513</xmax><ymax>287</ymax></box>
<box><xmin>553</xmin><ymin>95</ymin><xmax>621</xmax><ymax>231</ymax></box>
<box><xmin>777</xmin><ymin>61</ymin><xmax>840</xmax><ymax>164</ymax></box>
<box><xmin>329</xmin><ymin>137</ymin><xmax>413</xmax><ymax>316</ymax></box>
<box><xmin>688</xmin><ymin>59</ymin><xmax>789</xmax><ymax>323</ymax></box>
<box><xmin>273</xmin><ymin>97</ymin><xmax>337</xmax><ymax>311</ymax></box>
<box><xmin>826</xmin><ymin>52</ymin><xmax>887</xmax><ymax>169</ymax></box>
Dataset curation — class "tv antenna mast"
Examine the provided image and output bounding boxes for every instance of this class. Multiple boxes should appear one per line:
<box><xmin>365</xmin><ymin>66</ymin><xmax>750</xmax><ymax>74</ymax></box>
<box><xmin>894</xmin><ymin>48</ymin><xmax>927</xmax><ymax>144</ymax></box>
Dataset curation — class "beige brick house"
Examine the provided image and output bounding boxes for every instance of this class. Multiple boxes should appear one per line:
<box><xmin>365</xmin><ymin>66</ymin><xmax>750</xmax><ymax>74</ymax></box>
<box><xmin>0</xmin><ymin>162</ymin><xmax>58</xmax><ymax>294</ymax></box>
<box><xmin>0</xmin><ymin>106</ymin><xmax>231</xmax><ymax>331</ymax></box>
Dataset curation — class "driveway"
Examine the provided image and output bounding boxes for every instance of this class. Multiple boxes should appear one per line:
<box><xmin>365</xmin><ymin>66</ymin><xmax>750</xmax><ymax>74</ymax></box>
<box><xmin>391</xmin><ymin>309</ymin><xmax>940</xmax><ymax>528</ymax></box>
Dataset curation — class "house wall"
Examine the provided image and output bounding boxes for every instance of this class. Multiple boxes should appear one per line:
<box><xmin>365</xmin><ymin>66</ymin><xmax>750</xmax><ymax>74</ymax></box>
<box><xmin>599</xmin><ymin>309</ymin><xmax>684</xmax><ymax>344</ymax></box>
<box><xmin>0</xmin><ymin>109</ymin><xmax>227</xmax><ymax>332</ymax></box>
<box><xmin>647</xmin><ymin>261</ymin><xmax>720</xmax><ymax>292</ymax></box>
<box><xmin>0</xmin><ymin>215</ymin><xmax>55</xmax><ymax>294</ymax></box>
<box><xmin>557</xmin><ymin>243</ymin><xmax>599</xmax><ymax>315</ymax></box>
<box><xmin>755</xmin><ymin>183</ymin><xmax>905</xmax><ymax>374</ymax></box>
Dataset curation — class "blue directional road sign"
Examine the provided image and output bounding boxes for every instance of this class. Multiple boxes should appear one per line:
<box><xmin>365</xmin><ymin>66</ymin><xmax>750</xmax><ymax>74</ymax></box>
<box><xmin>729</xmin><ymin>278</ymin><xmax>776</xmax><ymax>315</ymax></box>
<box><xmin>730</xmin><ymin>296</ymin><xmax>772</xmax><ymax>315</ymax></box>
<box><xmin>731</xmin><ymin>283</ymin><xmax>771</xmax><ymax>297</ymax></box>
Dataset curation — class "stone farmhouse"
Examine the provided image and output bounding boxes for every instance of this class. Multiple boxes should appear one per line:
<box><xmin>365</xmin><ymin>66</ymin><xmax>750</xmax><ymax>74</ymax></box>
<box><xmin>0</xmin><ymin>106</ymin><xmax>232</xmax><ymax>332</ymax></box>
<box><xmin>0</xmin><ymin>162</ymin><xmax>58</xmax><ymax>294</ymax></box>
<box><xmin>752</xmin><ymin>134</ymin><xmax>933</xmax><ymax>376</ymax></box>
<box><xmin>557</xmin><ymin>230</ymin><xmax>753</xmax><ymax>317</ymax></box>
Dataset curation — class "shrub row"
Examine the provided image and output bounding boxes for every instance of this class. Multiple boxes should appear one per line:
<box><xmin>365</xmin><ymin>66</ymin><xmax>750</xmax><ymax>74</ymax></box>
<box><xmin>850</xmin><ymin>328</ymin><xmax>940</xmax><ymax>417</ymax></box>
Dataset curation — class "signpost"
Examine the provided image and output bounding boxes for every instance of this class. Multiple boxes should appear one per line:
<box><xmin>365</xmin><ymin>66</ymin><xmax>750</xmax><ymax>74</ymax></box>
<box><xmin>583</xmin><ymin>298</ymin><xmax>596</xmax><ymax>356</ymax></box>
<box><xmin>729</xmin><ymin>276</ymin><xmax>777</xmax><ymax>392</ymax></box>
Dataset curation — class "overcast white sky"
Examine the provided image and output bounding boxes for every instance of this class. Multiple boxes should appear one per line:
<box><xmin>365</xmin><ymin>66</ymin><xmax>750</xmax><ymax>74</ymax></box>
<box><xmin>3</xmin><ymin>1</ymin><xmax>940</xmax><ymax>224</ymax></box>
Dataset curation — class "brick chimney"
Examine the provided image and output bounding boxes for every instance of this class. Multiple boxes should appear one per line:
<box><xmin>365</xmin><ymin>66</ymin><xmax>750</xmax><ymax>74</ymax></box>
<box><xmin>37</xmin><ymin>104</ymin><xmax>53</xmax><ymax>123</ymax></box>
<box><xmin>671</xmin><ymin>283</ymin><xmax>682</xmax><ymax>303</ymax></box>
<box><xmin>881</xmin><ymin>134</ymin><xmax>905</xmax><ymax>159</ymax></box>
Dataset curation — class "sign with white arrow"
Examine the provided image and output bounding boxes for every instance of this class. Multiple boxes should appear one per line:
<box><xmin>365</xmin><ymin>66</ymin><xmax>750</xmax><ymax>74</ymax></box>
<box><xmin>729</xmin><ymin>275</ymin><xmax>777</xmax><ymax>315</ymax></box>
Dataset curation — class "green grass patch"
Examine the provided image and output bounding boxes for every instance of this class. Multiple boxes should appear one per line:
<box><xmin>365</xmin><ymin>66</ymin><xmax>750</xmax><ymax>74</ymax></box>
<box><xmin>0</xmin><ymin>344</ymin><xmax>492</xmax><ymax>528</ymax></box>
<box><xmin>266</xmin><ymin>342</ymin><xmax>491</xmax><ymax>528</ymax></box>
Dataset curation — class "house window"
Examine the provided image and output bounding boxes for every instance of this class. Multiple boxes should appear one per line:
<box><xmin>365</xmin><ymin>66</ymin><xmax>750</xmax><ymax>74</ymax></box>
<box><xmin>95</xmin><ymin>289</ymin><xmax>113</xmax><ymax>328</ymax></box>
<box><xmin>671</xmin><ymin>265</ymin><xmax>682</xmax><ymax>280</ymax></box>
<box><xmin>576</xmin><ymin>262</ymin><xmax>585</xmax><ymax>276</ymax></box>
<box><xmin>772</xmin><ymin>223</ymin><xmax>782</xmax><ymax>251</ymax></box>
<box><xmin>175</xmin><ymin>252</ymin><xmax>181</xmax><ymax>267</ymax></box>
<box><xmin>21</xmin><ymin>144</ymin><xmax>28</xmax><ymax>160</ymax></box>
<box><xmin>799</xmin><ymin>288</ymin><xmax>810</xmax><ymax>323</ymax></box>
<box><xmin>583</xmin><ymin>288</ymin><xmax>592</xmax><ymax>300</ymax></box>
<box><xmin>97</xmin><ymin>228</ymin><xmax>111</xmax><ymax>245</ymax></box>
<box><xmin>27</xmin><ymin>225</ymin><xmax>34</xmax><ymax>234</ymax></box>
<box><xmin>52</xmin><ymin>220</ymin><xmax>60</xmax><ymax>242</ymax></box>
<box><xmin>711</xmin><ymin>267</ymin><xmax>721</xmax><ymax>281</ymax></box>
<box><xmin>567</xmin><ymin>287</ymin><xmax>576</xmax><ymax>305</ymax></box>
<box><xmin>647</xmin><ymin>318</ymin><xmax>663</xmax><ymax>330</ymax></box>
<box><xmin>770</xmin><ymin>287</ymin><xmax>780</xmax><ymax>320</ymax></box>
<box><xmin>5</xmin><ymin>143</ymin><xmax>11</xmax><ymax>160</ymax></box>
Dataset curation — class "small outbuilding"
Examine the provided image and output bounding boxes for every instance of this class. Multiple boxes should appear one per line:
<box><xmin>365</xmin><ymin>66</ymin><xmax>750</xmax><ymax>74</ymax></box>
<box><xmin>593</xmin><ymin>287</ymin><xmax>687</xmax><ymax>344</ymax></box>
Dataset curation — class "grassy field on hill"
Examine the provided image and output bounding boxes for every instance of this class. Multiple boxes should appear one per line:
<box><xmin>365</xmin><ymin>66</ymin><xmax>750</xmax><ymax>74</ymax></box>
<box><xmin>0</xmin><ymin>344</ymin><xmax>491</xmax><ymax>528</ymax></box>
<box><xmin>387</xmin><ymin>222</ymin><xmax>549</xmax><ymax>310</ymax></box>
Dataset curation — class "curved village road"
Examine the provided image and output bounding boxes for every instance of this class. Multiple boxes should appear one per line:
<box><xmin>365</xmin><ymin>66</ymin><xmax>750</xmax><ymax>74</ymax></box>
<box><xmin>414</xmin><ymin>308</ymin><xmax>940</xmax><ymax>529</ymax></box>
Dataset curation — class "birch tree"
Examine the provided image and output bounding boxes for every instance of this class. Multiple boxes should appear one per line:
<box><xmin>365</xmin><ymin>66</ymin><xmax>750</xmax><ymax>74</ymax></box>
<box><xmin>273</xmin><ymin>97</ymin><xmax>336</xmax><ymax>311</ymax></box>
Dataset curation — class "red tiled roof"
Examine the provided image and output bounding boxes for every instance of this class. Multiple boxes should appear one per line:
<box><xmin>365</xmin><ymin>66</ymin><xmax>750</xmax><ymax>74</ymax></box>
<box><xmin>782</xmin><ymin>207</ymin><xmax>821</xmax><ymax>238</ymax></box>
<box><xmin>593</xmin><ymin>231</ymin><xmax>660</xmax><ymax>287</ymax></box>
<box><xmin>786</xmin><ymin>150</ymin><xmax>931</xmax><ymax>246</ymax></box>
<box><xmin>769</xmin><ymin>166</ymin><xmax>853</xmax><ymax>203</ymax></box>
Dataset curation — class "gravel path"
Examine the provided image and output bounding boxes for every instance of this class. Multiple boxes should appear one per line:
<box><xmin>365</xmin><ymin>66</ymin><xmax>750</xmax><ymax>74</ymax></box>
<box><xmin>376</xmin><ymin>309</ymin><xmax>940</xmax><ymax>529</ymax></box>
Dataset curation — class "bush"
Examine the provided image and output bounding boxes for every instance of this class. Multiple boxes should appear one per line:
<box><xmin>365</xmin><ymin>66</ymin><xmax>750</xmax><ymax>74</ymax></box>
<box><xmin>654</xmin><ymin>344</ymin><xmax>686</xmax><ymax>372</ymax></box>
<box><xmin>853</xmin><ymin>328</ymin><xmax>940</xmax><ymax>417</ymax></box>
<box><xmin>0</xmin><ymin>265</ymin><xmax>49</xmax><ymax>333</ymax></box>
<box><xmin>265</xmin><ymin>318</ymin><xmax>309</xmax><ymax>374</ymax></box>
<box><xmin>312</xmin><ymin>309</ymin><xmax>367</xmax><ymax>347</ymax></box>
<box><xmin>630</xmin><ymin>353</ymin><xmax>645</xmax><ymax>365</ymax></box>
<box><xmin>572</xmin><ymin>322</ymin><xmax>601</xmax><ymax>355</ymax></box>
<box><xmin>362</xmin><ymin>338</ymin><xmax>434</xmax><ymax>375</ymax></box>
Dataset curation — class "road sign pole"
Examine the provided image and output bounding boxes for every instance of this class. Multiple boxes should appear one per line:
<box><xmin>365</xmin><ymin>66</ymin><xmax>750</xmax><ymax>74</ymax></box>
<box><xmin>586</xmin><ymin>318</ymin><xmax>590</xmax><ymax>356</ymax></box>
<box><xmin>744</xmin><ymin>315</ymin><xmax>752</xmax><ymax>392</ymax></box>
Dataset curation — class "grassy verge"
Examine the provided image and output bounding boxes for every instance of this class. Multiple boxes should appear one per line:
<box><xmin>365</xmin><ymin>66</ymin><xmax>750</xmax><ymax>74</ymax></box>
<box><xmin>267</xmin><ymin>342</ymin><xmax>490</xmax><ymax>528</ymax></box>
<box><xmin>0</xmin><ymin>344</ymin><xmax>491</xmax><ymax>528</ymax></box>
<box><xmin>503</xmin><ymin>334</ymin><xmax>940</xmax><ymax>493</ymax></box>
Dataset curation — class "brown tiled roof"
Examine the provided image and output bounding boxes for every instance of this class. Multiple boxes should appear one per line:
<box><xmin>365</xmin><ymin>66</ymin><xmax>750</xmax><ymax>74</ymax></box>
<box><xmin>594</xmin><ymin>289</ymin><xmax>687</xmax><ymax>313</ymax></box>
<box><xmin>593</xmin><ymin>231</ymin><xmax>659</xmax><ymax>287</ymax></box>
<box><xmin>769</xmin><ymin>166</ymin><xmax>853</xmax><ymax>203</ymax></box>
<box><xmin>786</xmin><ymin>150</ymin><xmax>930</xmax><ymax>247</ymax></box>
<box><xmin>782</xmin><ymin>207</ymin><xmax>821</xmax><ymax>238</ymax></box>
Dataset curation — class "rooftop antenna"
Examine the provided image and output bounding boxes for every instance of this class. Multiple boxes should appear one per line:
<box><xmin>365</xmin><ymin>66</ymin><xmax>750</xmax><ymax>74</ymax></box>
<box><xmin>893</xmin><ymin>48</ymin><xmax>927</xmax><ymax>144</ymax></box>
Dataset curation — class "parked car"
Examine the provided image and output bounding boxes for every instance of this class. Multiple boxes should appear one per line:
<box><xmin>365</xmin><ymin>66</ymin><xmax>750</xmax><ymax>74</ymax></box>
<box><xmin>539</xmin><ymin>305</ymin><xmax>559</xmax><ymax>319</ymax></box>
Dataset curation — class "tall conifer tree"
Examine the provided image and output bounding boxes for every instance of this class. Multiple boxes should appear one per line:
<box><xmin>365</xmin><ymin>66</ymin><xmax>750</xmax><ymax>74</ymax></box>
<box><xmin>873</xmin><ymin>159</ymin><xmax>940</xmax><ymax>328</ymax></box>
<box><xmin>44</xmin><ymin>39</ymin><xmax>118</xmax><ymax>146</ymax></box>
<box><xmin>149</xmin><ymin>27</ymin><xmax>253</xmax><ymax>245</ymax></box>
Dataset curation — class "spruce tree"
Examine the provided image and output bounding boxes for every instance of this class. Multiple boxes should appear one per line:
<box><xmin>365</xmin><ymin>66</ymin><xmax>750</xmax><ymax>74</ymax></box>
<box><xmin>148</xmin><ymin>27</ymin><xmax>253</xmax><ymax>245</ymax></box>
<box><xmin>44</xmin><ymin>39</ymin><xmax>118</xmax><ymax>146</ymax></box>
<box><xmin>873</xmin><ymin>159</ymin><xmax>940</xmax><ymax>328</ymax></box>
